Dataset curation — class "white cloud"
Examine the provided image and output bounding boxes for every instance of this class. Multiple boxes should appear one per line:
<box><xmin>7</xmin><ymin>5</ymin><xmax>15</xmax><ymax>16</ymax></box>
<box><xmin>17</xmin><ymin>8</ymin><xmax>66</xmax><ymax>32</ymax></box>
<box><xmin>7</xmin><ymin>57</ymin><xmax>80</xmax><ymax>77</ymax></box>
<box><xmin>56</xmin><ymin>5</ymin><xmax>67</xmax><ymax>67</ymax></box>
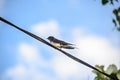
<box><xmin>3</xmin><ymin>43</ymin><xmax>51</xmax><ymax>80</ymax></box>
<box><xmin>2</xmin><ymin>22</ymin><xmax>120</xmax><ymax>80</ymax></box>
<box><xmin>4</xmin><ymin>64</ymin><xmax>28</xmax><ymax>80</ymax></box>
<box><xmin>3</xmin><ymin>64</ymin><xmax>51</xmax><ymax>80</ymax></box>
<box><xmin>72</xmin><ymin>27</ymin><xmax>120</xmax><ymax>67</ymax></box>
<box><xmin>31</xmin><ymin>20</ymin><xmax>60</xmax><ymax>39</ymax></box>
<box><xmin>18</xmin><ymin>43</ymin><xmax>40</xmax><ymax>64</ymax></box>
<box><xmin>50</xmin><ymin>53</ymin><xmax>94</xmax><ymax>80</ymax></box>
<box><xmin>51</xmin><ymin>55</ymin><xmax>80</xmax><ymax>79</ymax></box>
<box><xmin>3</xmin><ymin>41</ymin><xmax>88</xmax><ymax>80</ymax></box>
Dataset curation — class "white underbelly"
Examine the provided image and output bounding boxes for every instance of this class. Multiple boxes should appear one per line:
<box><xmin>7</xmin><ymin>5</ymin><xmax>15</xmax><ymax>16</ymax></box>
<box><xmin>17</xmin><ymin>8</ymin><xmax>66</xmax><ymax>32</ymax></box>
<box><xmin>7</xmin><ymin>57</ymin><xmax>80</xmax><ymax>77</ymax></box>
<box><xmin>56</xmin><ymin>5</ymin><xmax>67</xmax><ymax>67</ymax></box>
<box><xmin>51</xmin><ymin>42</ymin><xmax>61</xmax><ymax>47</ymax></box>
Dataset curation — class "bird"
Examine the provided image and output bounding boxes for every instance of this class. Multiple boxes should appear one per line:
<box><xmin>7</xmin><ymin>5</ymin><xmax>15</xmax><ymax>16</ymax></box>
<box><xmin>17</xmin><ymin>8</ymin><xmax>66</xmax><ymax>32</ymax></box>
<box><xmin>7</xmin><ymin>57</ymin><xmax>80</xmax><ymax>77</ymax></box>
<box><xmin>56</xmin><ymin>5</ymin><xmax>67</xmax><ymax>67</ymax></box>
<box><xmin>47</xmin><ymin>36</ymin><xmax>76</xmax><ymax>49</ymax></box>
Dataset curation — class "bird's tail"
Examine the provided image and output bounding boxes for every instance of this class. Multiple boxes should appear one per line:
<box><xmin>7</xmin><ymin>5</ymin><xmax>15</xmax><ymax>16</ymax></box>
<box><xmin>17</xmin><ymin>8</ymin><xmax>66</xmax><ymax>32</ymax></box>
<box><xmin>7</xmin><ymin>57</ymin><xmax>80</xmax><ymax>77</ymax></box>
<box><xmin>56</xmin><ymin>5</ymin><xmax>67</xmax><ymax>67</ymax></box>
<box><xmin>62</xmin><ymin>45</ymin><xmax>79</xmax><ymax>49</ymax></box>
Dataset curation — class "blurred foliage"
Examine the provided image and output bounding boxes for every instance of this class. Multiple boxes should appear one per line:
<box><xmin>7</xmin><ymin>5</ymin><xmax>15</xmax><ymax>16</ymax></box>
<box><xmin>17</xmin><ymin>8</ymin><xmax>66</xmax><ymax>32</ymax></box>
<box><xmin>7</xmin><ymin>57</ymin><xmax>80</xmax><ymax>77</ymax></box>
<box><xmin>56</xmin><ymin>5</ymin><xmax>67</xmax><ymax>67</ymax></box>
<box><xmin>92</xmin><ymin>64</ymin><xmax>120</xmax><ymax>80</ymax></box>
<box><xmin>100</xmin><ymin>0</ymin><xmax>120</xmax><ymax>31</ymax></box>
<box><xmin>101</xmin><ymin>0</ymin><xmax>119</xmax><ymax>5</ymax></box>
<box><xmin>112</xmin><ymin>7</ymin><xmax>120</xmax><ymax>31</ymax></box>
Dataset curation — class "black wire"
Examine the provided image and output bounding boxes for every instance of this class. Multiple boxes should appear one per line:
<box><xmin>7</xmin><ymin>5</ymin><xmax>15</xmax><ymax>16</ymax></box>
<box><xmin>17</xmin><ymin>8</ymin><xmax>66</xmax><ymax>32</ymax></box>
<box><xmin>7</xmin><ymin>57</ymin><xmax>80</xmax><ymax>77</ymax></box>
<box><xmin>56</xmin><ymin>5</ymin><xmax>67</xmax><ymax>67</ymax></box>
<box><xmin>0</xmin><ymin>17</ymin><xmax>118</xmax><ymax>80</ymax></box>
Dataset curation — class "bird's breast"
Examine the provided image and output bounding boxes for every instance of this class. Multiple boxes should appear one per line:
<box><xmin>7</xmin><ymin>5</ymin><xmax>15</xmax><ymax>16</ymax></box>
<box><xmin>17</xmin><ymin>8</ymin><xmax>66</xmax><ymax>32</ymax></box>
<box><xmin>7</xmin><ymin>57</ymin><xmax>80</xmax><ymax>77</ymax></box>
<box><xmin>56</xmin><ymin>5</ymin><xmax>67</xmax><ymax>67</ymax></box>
<box><xmin>51</xmin><ymin>42</ymin><xmax>61</xmax><ymax>48</ymax></box>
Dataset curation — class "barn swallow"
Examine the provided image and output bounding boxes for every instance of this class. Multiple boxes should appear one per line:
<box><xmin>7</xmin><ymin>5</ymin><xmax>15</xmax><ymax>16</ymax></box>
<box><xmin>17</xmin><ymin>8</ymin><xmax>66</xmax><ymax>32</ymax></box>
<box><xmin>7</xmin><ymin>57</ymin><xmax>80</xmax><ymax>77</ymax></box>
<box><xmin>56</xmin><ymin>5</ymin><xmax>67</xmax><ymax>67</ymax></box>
<box><xmin>47</xmin><ymin>36</ymin><xmax>76</xmax><ymax>49</ymax></box>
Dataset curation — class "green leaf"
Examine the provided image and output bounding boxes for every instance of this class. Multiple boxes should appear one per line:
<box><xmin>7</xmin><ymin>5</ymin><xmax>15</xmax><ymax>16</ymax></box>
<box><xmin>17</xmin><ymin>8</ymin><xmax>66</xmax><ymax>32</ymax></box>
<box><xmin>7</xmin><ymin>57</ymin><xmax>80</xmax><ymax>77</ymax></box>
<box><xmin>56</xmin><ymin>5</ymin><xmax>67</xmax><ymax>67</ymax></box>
<box><xmin>106</xmin><ymin>64</ymin><xmax>117</xmax><ymax>74</ymax></box>
<box><xmin>117</xmin><ymin>27</ymin><xmax>120</xmax><ymax>31</ymax></box>
<box><xmin>112</xmin><ymin>19</ymin><xmax>117</xmax><ymax>27</ymax></box>
<box><xmin>94</xmin><ymin>77</ymin><xmax>98</xmax><ymax>80</ymax></box>
<box><xmin>118</xmin><ymin>7</ymin><xmax>120</xmax><ymax>12</ymax></box>
<box><xmin>113</xmin><ymin>7</ymin><xmax>120</xmax><ymax>31</ymax></box>
<box><xmin>102</xmin><ymin>0</ymin><xmax>109</xmax><ymax>5</ymax></box>
<box><xmin>92</xmin><ymin>65</ymin><xmax>107</xmax><ymax>79</ymax></box>
<box><xmin>93</xmin><ymin>65</ymin><xmax>105</xmax><ymax>74</ymax></box>
<box><xmin>117</xmin><ymin>70</ymin><xmax>120</xmax><ymax>79</ymax></box>
<box><xmin>110</xmin><ymin>0</ymin><xmax>114</xmax><ymax>5</ymax></box>
<box><xmin>113</xmin><ymin>9</ymin><xmax>118</xmax><ymax>15</ymax></box>
<box><xmin>115</xmin><ymin>0</ymin><xmax>119</xmax><ymax>2</ymax></box>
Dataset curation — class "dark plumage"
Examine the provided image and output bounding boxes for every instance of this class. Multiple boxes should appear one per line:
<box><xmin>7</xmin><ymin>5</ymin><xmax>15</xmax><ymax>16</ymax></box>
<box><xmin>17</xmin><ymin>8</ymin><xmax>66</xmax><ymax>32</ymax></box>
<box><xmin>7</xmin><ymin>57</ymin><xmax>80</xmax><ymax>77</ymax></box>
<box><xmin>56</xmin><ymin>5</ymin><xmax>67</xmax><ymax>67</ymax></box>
<box><xmin>47</xmin><ymin>36</ymin><xmax>75</xmax><ymax>49</ymax></box>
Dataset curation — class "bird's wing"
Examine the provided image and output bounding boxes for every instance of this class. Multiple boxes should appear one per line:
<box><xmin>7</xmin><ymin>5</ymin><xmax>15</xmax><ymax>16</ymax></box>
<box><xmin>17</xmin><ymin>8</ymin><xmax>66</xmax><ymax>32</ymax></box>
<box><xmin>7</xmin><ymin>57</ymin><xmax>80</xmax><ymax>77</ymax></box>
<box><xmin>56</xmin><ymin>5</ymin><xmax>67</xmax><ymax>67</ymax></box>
<box><xmin>53</xmin><ymin>38</ymin><xmax>73</xmax><ymax>45</ymax></box>
<box><xmin>61</xmin><ymin>45</ymin><xmax>75</xmax><ymax>49</ymax></box>
<box><xmin>60</xmin><ymin>40</ymin><xmax>74</xmax><ymax>45</ymax></box>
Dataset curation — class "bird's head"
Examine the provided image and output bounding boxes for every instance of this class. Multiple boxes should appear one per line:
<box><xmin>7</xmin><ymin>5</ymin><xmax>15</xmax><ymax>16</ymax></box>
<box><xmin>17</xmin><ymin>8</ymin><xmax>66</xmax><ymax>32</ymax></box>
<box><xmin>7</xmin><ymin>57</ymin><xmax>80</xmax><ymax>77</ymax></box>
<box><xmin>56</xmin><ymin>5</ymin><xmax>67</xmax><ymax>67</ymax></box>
<box><xmin>47</xmin><ymin>36</ymin><xmax>54</xmax><ymax>41</ymax></box>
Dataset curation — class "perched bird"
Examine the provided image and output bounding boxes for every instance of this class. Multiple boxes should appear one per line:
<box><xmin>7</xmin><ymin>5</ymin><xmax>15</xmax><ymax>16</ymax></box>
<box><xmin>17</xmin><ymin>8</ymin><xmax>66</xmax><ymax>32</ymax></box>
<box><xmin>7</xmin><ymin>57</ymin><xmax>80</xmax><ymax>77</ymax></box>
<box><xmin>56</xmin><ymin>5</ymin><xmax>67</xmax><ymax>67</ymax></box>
<box><xmin>47</xmin><ymin>36</ymin><xmax>76</xmax><ymax>49</ymax></box>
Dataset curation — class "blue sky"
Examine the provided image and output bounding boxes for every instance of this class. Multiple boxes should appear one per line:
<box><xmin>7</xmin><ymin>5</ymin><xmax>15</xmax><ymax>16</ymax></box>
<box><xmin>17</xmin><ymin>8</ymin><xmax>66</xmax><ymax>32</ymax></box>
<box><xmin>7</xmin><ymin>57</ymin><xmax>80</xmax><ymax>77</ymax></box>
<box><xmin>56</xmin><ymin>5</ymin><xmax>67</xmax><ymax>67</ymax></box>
<box><xmin>0</xmin><ymin>0</ymin><xmax>120</xmax><ymax>80</ymax></box>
